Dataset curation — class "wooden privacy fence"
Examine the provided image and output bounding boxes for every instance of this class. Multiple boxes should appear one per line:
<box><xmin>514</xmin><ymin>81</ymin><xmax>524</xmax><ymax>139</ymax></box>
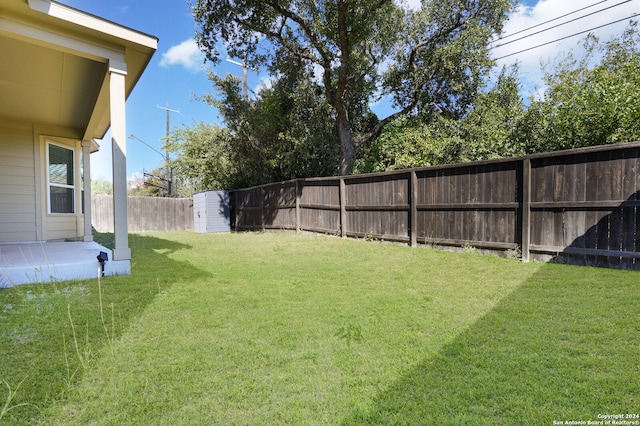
<box><xmin>92</xmin><ymin>195</ymin><xmax>193</xmax><ymax>232</ymax></box>
<box><xmin>231</xmin><ymin>141</ymin><xmax>640</xmax><ymax>269</ymax></box>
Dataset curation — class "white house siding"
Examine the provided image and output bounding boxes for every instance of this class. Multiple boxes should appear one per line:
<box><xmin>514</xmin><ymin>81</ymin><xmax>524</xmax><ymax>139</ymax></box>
<box><xmin>43</xmin><ymin>215</ymin><xmax>83</xmax><ymax>240</ymax></box>
<box><xmin>0</xmin><ymin>122</ymin><xmax>37</xmax><ymax>242</ymax></box>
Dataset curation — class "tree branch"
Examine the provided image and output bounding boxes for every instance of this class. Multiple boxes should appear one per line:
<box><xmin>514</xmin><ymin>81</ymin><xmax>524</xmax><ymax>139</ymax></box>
<box><xmin>353</xmin><ymin>16</ymin><xmax>468</xmax><ymax>149</ymax></box>
<box><xmin>354</xmin><ymin>96</ymin><xmax>418</xmax><ymax>149</ymax></box>
<box><xmin>408</xmin><ymin>15</ymin><xmax>466</xmax><ymax>71</ymax></box>
<box><xmin>338</xmin><ymin>5</ymin><xmax>351</xmax><ymax>83</ymax></box>
<box><xmin>268</xmin><ymin>0</ymin><xmax>333</xmax><ymax>66</ymax></box>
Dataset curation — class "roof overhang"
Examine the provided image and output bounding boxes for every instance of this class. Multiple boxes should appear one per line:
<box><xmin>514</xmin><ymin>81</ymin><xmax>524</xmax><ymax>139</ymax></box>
<box><xmin>0</xmin><ymin>0</ymin><xmax>157</xmax><ymax>142</ymax></box>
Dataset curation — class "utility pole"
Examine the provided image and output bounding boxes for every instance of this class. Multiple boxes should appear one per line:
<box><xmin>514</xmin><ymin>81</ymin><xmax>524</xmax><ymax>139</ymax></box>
<box><xmin>226</xmin><ymin>57</ymin><xmax>257</xmax><ymax>102</ymax></box>
<box><xmin>156</xmin><ymin>103</ymin><xmax>179</xmax><ymax>196</ymax></box>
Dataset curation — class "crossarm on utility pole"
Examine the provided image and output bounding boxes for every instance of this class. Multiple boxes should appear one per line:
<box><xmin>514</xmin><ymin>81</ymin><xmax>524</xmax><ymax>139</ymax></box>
<box><xmin>156</xmin><ymin>103</ymin><xmax>179</xmax><ymax>196</ymax></box>
<box><xmin>226</xmin><ymin>57</ymin><xmax>258</xmax><ymax>101</ymax></box>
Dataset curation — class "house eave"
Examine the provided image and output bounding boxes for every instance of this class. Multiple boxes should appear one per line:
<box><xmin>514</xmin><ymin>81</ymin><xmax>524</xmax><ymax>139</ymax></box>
<box><xmin>0</xmin><ymin>0</ymin><xmax>158</xmax><ymax>141</ymax></box>
<box><xmin>27</xmin><ymin>0</ymin><xmax>159</xmax><ymax>140</ymax></box>
<box><xmin>28</xmin><ymin>0</ymin><xmax>158</xmax><ymax>50</ymax></box>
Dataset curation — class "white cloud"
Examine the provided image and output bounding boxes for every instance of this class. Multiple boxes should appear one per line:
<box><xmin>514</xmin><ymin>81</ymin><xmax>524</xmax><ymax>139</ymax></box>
<box><xmin>393</xmin><ymin>0</ymin><xmax>639</xmax><ymax>97</ymax></box>
<box><xmin>255</xmin><ymin>75</ymin><xmax>275</xmax><ymax>93</ymax></box>
<box><xmin>159</xmin><ymin>39</ymin><xmax>206</xmax><ymax>72</ymax></box>
<box><xmin>492</xmin><ymin>0</ymin><xmax>640</xmax><ymax>98</ymax></box>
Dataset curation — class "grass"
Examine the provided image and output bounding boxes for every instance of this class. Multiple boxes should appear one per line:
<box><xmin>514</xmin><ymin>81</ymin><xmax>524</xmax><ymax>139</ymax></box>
<box><xmin>0</xmin><ymin>231</ymin><xmax>639</xmax><ymax>424</ymax></box>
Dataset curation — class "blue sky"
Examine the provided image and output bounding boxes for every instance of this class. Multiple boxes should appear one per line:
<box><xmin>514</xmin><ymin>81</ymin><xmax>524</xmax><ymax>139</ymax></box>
<box><xmin>60</xmin><ymin>0</ymin><xmax>640</xmax><ymax>183</ymax></box>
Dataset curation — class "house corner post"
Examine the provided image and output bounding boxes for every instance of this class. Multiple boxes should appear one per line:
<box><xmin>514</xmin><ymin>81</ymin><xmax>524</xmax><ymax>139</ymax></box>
<box><xmin>82</xmin><ymin>140</ymin><xmax>93</xmax><ymax>242</ymax></box>
<box><xmin>109</xmin><ymin>64</ymin><xmax>131</xmax><ymax>261</ymax></box>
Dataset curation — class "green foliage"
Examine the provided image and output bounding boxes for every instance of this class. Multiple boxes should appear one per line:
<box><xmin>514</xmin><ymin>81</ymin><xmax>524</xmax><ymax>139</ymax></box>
<box><xmin>356</xmin><ymin>65</ymin><xmax>525</xmax><ymax>172</ymax></box>
<box><xmin>354</xmin><ymin>117</ymin><xmax>461</xmax><ymax>173</ymax></box>
<box><xmin>335</xmin><ymin>322</ymin><xmax>364</xmax><ymax>348</ymax></box>
<box><xmin>90</xmin><ymin>178</ymin><xmax>112</xmax><ymax>195</ymax></box>
<box><xmin>127</xmin><ymin>182</ymin><xmax>158</xmax><ymax>197</ymax></box>
<box><xmin>455</xmin><ymin>64</ymin><xmax>526</xmax><ymax>161</ymax></box>
<box><xmin>165</xmin><ymin>122</ymin><xmax>234</xmax><ymax>193</ymax></box>
<box><xmin>0</xmin><ymin>378</ymin><xmax>36</xmax><ymax>422</ymax></box>
<box><xmin>189</xmin><ymin>63</ymin><xmax>339</xmax><ymax>188</ymax></box>
<box><xmin>384</xmin><ymin>0</ymin><xmax>514</xmax><ymax>121</ymax></box>
<box><xmin>504</xmin><ymin>246</ymin><xmax>522</xmax><ymax>261</ymax></box>
<box><xmin>176</xmin><ymin>13</ymin><xmax>639</xmax><ymax>184</ymax></box>
<box><xmin>516</xmin><ymin>22</ymin><xmax>640</xmax><ymax>152</ymax></box>
<box><xmin>205</xmin><ymin>60</ymin><xmax>339</xmax><ymax>187</ymax></box>
<box><xmin>358</xmin><ymin>24</ymin><xmax>640</xmax><ymax>172</ymax></box>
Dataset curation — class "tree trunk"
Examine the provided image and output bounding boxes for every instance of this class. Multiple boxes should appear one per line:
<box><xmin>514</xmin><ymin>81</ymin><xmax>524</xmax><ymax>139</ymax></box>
<box><xmin>337</xmin><ymin>114</ymin><xmax>355</xmax><ymax>175</ymax></box>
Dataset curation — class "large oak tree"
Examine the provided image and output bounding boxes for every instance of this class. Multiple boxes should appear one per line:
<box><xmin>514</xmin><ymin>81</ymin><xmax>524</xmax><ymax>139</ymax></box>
<box><xmin>192</xmin><ymin>0</ymin><xmax>514</xmax><ymax>175</ymax></box>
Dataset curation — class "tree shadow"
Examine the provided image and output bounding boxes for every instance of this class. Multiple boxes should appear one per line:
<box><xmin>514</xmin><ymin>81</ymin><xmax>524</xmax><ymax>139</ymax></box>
<box><xmin>217</xmin><ymin>190</ymin><xmax>231</xmax><ymax>222</ymax></box>
<box><xmin>193</xmin><ymin>191</ymin><xmax>231</xmax><ymax>232</ymax></box>
<box><xmin>0</xmin><ymin>232</ymin><xmax>211</xmax><ymax>422</ymax></box>
<box><xmin>340</xmin><ymin>262</ymin><xmax>640</xmax><ymax>425</ymax></box>
<box><xmin>552</xmin><ymin>190</ymin><xmax>639</xmax><ymax>270</ymax></box>
<box><xmin>231</xmin><ymin>181</ymin><xmax>301</xmax><ymax>231</ymax></box>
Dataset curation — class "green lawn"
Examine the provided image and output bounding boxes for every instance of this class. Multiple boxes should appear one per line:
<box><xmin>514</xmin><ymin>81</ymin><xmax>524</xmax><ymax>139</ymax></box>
<box><xmin>1</xmin><ymin>231</ymin><xmax>638</xmax><ymax>424</ymax></box>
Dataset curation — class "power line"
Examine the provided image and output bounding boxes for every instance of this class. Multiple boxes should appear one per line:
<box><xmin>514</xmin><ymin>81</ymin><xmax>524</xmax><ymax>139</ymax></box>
<box><xmin>493</xmin><ymin>0</ymin><xmax>632</xmax><ymax>49</ymax></box>
<box><xmin>494</xmin><ymin>13</ymin><xmax>639</xmax><ymax>60</ymax></box>
<box><xmin>493</xmin><ymin>0</ymin><xmax>612</xmax><ymax>43</ymax></box>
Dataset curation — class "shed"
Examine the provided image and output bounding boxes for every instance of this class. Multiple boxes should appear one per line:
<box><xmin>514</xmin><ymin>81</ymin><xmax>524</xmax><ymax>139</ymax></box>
<box><xmin>193</xmin><ymin>190</ymin><xmax>230</xmax><ymax>233</ymax></box>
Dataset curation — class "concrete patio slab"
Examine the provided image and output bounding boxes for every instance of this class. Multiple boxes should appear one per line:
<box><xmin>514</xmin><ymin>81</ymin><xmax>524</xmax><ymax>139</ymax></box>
<box><xmin>0</xmin><ymin>241</ymin><xmax>130</xmax><ymax>288</ymax></box>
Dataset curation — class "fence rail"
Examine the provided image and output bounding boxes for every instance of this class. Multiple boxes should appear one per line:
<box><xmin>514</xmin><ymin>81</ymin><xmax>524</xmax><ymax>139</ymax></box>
<box><xmin>231</xmin><ymin>141</ymin><xmax>640</xmax><ymax>269</ymax></box>
<box><xmin>92</xmin><ymin>195</ymin><xmax>193</xmax><ymax>232</ymax></box>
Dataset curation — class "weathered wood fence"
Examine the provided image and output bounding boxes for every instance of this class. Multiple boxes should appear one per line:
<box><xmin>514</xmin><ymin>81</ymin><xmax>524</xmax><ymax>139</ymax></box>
<box><xmin>231</xmin><ymin>141</ymin><xmax>640</xmax><ymax>269</ymax></box>
<box><xmin>92</xmin><ymin>195</ymin><xmax>193</xmax><ymax>232</ymax></box>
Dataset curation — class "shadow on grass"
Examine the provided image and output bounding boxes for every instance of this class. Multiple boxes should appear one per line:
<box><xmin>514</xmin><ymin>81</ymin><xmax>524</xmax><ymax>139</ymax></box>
<box><xmin>342</xmin><ymin>263</ymin><xmax>640</xmax><ymax>425</ymax></box>
<box><xmin>0</xmin><ymin>233</ymin><xmax>211</xmax><ymax>423</ymax></box>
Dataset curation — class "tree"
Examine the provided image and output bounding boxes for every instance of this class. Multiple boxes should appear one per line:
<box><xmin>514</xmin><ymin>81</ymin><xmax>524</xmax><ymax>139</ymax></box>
<box><xmin>192</xmin><ymin>0</ymin><xmax>514</xmax><ymax>175</ymax></box>
<box><xmin>515</xmin><ymin>22</ymin><xmax>640</xmax><ymax>153</ymax></box>
<box><xmin>355</xmin><ymin>64</ymin><xmax>525</xmax><ymax>172</ymax></box>
<box><xmin>91</xmin><ymin>177</ymin><xmax>112</xmax><ymax>195</ymax></box>
<box><xmin>354</xmin><ymin>117</ymin><xmax>460</xmax><ymax>173</ymax></box>
<box><xmin>198</xmin><ymin>56</ymin><xmax>339</xmax><ymax>187</ymax></box>
<box><xmin>165</xmin><ymin>122</ymin><xmax>235</xmax><ymax>192</ymax></box>
<box><xmin>174</xmin><ymin>58</ymin><xmax>338</xmax><ymax>189</ymax></box>
<box><xmin>454</xmin><ymin>64</ymin><xmax>525</xmax><ymax>161</ymax></box>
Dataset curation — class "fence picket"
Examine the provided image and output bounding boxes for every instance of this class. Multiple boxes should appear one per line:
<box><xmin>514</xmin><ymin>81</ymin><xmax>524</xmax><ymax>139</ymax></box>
<box><xmin>91</xmin><ymin>195</ymin><xmax>193</xmax><ymax>232</ymax></box>
<box><xmin>227</xmin><ymin>143</ymin><xmax>640</xmax><ymax>269</ymax></box>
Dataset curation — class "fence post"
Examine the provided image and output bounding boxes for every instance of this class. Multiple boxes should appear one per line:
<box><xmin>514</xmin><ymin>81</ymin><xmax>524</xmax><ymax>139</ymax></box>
<box><xmin>228</xmin><ymin>191</ymin><xmax>233</xmax><ymax>230</ymax></box>
<box><xmin>260</xmin><ymin>185</ymin><xmax>265</xmax><ymax>232</ymax></box>
<box><xmin>340</xmin><ymin>178</ymin><xmax>347</xmax><ymax>237</ymax></box>
<box><xmin>296</xmin><ymin>179</ymin><xmax>301</xmax><ymax>233</ymax></box>
<box><xmin>410</xmin><ymin>170</ymin><xmax>418</xmax><ymax>247</ymax></box>
<box><xmin>521</xmin><ymin>158</ymin><xmax>531</xmax><ymax>261</ymax></box>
